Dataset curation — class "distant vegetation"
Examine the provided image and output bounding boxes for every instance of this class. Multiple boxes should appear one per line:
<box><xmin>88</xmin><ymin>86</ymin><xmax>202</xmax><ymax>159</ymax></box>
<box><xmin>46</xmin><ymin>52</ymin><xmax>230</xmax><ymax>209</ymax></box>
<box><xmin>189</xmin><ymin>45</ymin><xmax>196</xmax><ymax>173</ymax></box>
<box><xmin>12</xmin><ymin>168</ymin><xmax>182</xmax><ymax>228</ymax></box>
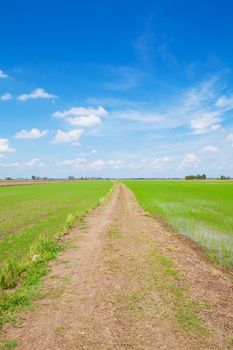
<box><xmin>185</xmin><ymin>174</ymin><xmax>206</xmax><ymax>180</ymax></box>
<box><xmin>124</xmin><ymin>180</ymin><xmax>233</xmax><ymax>268</ymax></box>
<box><xmin>185</xmin><ymin>174</ymin><xmax>231</xmax><ymax>180</ymax></box>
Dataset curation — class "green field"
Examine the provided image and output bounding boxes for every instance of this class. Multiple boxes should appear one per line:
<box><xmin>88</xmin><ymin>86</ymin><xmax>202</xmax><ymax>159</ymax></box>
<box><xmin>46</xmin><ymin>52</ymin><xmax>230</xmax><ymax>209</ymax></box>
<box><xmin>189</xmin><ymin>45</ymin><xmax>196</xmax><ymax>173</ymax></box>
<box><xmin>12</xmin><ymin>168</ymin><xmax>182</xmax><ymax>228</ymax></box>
<box><xmin>0</xmin><ymin>181</ymin><xmax>112</xmax><ymax>325</ymax></box>
<box><xmin>124</xmin><ymin>180</ymin><xmax>233</xmax><ymax>268</ymax></box>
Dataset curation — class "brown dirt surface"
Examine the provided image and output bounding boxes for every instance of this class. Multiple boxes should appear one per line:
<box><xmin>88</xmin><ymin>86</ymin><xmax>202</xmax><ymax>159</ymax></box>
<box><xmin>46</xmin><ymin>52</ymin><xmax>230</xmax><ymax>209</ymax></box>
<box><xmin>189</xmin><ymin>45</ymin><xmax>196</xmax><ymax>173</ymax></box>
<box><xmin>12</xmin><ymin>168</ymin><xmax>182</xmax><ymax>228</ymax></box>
<box><xmin>1</xmin><ymin>183</ymin><xmax>232</xmax><ymax>349</ymax></box>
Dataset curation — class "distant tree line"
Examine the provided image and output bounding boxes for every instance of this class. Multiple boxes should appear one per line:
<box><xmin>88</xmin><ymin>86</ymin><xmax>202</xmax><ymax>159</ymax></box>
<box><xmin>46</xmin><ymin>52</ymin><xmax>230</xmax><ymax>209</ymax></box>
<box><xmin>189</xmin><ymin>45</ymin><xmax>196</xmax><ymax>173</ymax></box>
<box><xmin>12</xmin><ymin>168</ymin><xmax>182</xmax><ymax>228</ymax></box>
<box><xmin>31</xmin><ymin>175</ymin><xmax>48</xmax><ymax>180</ymax></box>
<box><xmin>185</xmin><ymin>174</ymin><xmax>206</xmax><ymax>180</ymax></box>
<box><xmin>219</xmin><ymin>175</ymin><xmax>230</xmax><ymax>180</ymax></box>
<box><xmin>185</xmin><ymin>174</ymin><xmax>231</xmax><ymax>180</ymax></box>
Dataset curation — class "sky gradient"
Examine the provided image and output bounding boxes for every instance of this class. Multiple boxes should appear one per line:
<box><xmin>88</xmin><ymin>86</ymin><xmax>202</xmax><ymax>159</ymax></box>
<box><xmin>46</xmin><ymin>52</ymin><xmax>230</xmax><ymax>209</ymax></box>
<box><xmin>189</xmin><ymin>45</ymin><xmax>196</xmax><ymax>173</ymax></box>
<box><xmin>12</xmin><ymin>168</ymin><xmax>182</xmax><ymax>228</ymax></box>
<box><xmin>1</xmin><ymin>0</ymin><xmax>233</xmax><ymax>178</ymax></box>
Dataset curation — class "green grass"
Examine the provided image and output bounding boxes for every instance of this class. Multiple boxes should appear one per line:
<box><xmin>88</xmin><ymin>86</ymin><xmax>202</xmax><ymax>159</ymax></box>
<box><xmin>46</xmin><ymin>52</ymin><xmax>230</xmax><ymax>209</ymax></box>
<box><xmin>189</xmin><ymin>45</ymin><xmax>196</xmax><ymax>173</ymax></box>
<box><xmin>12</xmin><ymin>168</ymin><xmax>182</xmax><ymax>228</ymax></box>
<box><xmin>0</xmin><ymin>339</ymin><xmax>17</xmax><ymax>349</ymax></box>
<box><xmin>124</xmin><ymin>180</ymin><xmax>233</xmax><ymax>268</ymax></box>
<box><xmin>0</xmin><ymin>181</ymin><xmax>112</xmax><ymax>326</ymax></box>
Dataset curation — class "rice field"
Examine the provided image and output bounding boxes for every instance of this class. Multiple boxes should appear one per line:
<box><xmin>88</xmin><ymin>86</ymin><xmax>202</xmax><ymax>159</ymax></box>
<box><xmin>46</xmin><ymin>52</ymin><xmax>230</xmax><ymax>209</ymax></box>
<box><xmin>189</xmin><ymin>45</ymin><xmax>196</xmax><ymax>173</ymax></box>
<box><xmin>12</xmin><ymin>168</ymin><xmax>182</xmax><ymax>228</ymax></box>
<box><xmin>0</xmin><ymin>181</ymin><xmax>112</xmax><ymax>290</ymax></box>
<box><xmin>124</xmin><ymin>180</ymin><xmax>233</xmax><ymax>268</ymax></box>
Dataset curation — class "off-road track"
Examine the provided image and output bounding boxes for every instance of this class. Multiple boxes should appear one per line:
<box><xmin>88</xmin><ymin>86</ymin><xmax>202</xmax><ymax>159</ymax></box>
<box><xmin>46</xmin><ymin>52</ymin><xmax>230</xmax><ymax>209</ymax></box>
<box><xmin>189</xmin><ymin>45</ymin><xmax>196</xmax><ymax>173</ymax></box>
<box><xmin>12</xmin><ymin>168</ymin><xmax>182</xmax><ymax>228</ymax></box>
<box><xmin>1</xmin><ymin>183</ymin><xmax>233</xmax><ymax>349</ymax></box>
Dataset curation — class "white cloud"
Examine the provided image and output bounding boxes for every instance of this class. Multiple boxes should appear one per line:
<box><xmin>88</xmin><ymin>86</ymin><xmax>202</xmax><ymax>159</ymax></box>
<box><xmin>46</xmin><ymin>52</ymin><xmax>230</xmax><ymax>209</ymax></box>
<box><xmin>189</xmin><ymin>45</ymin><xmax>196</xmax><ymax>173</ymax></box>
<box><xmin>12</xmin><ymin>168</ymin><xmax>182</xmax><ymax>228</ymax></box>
<box><xmin>15</xmin><ymin>128</ymin><xmax>49</xmax><ymax>139</ymax></box>
<box><xmin>190</xmin><ymin>112</ymin><xmax>221</xmax><ymax>135</ymax></box>
<box><xmin>0</xmin><ymin>138</ymin><xmax>15</xmax><ymax>153</ymax></box>
<box><xmin>17</xmin><ymin>88</ymin><xmax>57</xmax><ymax>101</ymax></box>
<box><xmin>53</xmin><ymin>106</ymin><xmax>108</xmax><ymax>127</ymax></box>
<box><xmin>107</xmin><ymin>159</ymin><xmax>123</xmax><ymax>169</ymax></box>
<box><xmin>52</xmin><ymin>129</ymin><xmax>83</xmax><ymax>145</ymax></box>
<box><xmin>112</xmin><ymin>75</ymin><xmax>233</xmax><ymax>135</ymax></box>
<box><xmin>150</xmin><ymin>156</ymin><xmax>173</xmax><ymax>170</ymax></box>
<box><xmin>58</xmin><ymin>157</ymin><xmax>86</xmax><ymax>168</ymax></box>
<box><xmin>0</xmin><ymin>158</ymin><xmax>46</xmax><ymax>169</ymax></box>
<box><xmin>216</xmin><ymin>95</ymin><xmax>233</xmax><ymax>109</ymax></box>
<box><xmin>24</xmin><ymin>158</ymin><xmax>46</xmax><ymax>168</ymax></box>
<box><xmin>201</xmin><ymin>145</ymin><xmax>219</xmax><ymax>154</ymax></box>
<box><xmin>89</xmin><ymin>158</ymin><xmax>124</xmax><ymax>170</ymax></box>
<box><xmin>66</xmin><ymin>115</ymin><xmax>101</xmax><ymax>127</ymax></box>
<box><xmin>0</xmin><ymin>162</ymin><xmax>21</xmax><ymax>168</ymax></box>
<box><xmin>226</xmin><ymin>133</ymin><xmax>233</xmax><ymax>147</ymax></box>
<box><xmin>180</xmin><ymin>153</ymin><xmax>198</xmax><ymax>167</ymax></box>
<box><xmin>116</xmin><ymin>109</ymin><xmax>164</xmax><ymax>123</ymax></box>
<box><xmin>89</xmin><ymin>159</ymin><xmax>105</xmax><ymax>170</ymax></box>
<box><xmin>54</xmin><ymin>106</ymin><xmax>107</xmax><ymax>118</ymax></box>
<box><xmin>0</xmin><ymin>70</ymin><xmax>9</xmax><ymax>79</ymax></box>
<box><xmin>0</xmin><ymin>93</ymin><xmax>13</xmax><ymax>101</ymax></box>
<box><xmin>226</xmin><ymin>133</ymin><xmax>233</xmax><ymax>142</ymax></box>
<box><xmin>100</xmin><ymin>66</ymin><xmax>142</xmax><ymax>91</ymax></box>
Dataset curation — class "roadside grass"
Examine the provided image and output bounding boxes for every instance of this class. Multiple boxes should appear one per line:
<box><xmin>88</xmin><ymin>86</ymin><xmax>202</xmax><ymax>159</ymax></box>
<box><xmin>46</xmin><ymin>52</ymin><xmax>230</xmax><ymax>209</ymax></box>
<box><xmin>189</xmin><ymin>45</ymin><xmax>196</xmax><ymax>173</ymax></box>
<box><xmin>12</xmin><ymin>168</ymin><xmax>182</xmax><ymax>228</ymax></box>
<box><xmin>150</xmin><ymin>250</ymin><xmax>207</xmax><ymax>334</ymax></box>
<box><xmin>106</xmin><ymin>227</ymin><xmax>208</xmax><ymax>337</ymax></box>
<box><xmin>0</xmin><ymin>339</ymin><xmax>17</xmax><ymax>349</ymax></box>
<box><xmin>124</xmin><ymin>180</ymin><xmax>233</xmax><ymax>268</ymax></box>
<box><xmin>121</xmin><ymin>247</ymin><xmax>207</xmax><ymax>335</ymax></box>
<box><xmin>0</xmin><ymin>181</ymin><xmax>112</xmax><ymax>327</ymax></box>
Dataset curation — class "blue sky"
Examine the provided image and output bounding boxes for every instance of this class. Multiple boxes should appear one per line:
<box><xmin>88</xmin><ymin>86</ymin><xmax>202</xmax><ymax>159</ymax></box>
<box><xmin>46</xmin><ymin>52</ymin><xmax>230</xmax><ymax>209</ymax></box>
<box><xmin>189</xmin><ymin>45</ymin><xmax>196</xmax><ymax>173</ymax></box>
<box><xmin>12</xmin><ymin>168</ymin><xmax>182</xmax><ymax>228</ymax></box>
<box><xmin>0</xmin><ymin>0</ymin><xmax>233</xmax><ymax>178</ymax></box>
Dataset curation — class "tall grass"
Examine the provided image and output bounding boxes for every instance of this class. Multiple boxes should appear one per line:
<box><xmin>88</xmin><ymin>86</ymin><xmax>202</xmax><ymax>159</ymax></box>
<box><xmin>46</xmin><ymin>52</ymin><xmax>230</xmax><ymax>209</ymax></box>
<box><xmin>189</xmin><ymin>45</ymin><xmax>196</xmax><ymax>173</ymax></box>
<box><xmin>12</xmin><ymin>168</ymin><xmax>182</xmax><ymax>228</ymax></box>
<box><xmin>124</xmin><ymin>180</ymin><xmax>233</xmax><ymax>268</ymax></box>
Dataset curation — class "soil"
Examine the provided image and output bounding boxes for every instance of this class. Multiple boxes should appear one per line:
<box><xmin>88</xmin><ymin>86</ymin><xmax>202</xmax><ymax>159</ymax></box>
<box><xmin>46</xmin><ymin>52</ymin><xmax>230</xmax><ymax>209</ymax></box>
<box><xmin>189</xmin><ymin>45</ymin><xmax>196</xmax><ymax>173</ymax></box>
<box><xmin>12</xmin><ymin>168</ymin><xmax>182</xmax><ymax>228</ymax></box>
<box><xmin>1</xmin><ymin>183</ymin><xmax>232</xmax><ymax>349</ymax></box>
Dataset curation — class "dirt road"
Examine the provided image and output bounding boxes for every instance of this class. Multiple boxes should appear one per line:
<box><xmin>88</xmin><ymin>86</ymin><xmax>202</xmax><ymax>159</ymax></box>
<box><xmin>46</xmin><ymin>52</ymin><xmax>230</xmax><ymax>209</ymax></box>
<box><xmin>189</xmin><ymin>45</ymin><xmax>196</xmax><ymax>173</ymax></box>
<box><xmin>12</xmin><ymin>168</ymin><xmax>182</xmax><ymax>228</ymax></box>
<box><xmin>1</xmin><ymin>183</ymin><xmax>233</xmax><ymax>349</ymax></box>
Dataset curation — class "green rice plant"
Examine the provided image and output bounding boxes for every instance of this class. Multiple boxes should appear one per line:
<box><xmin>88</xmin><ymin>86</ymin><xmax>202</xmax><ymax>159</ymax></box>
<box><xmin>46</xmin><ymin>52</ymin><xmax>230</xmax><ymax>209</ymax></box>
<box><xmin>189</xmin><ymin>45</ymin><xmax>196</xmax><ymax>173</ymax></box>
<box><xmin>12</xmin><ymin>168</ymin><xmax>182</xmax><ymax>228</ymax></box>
<box><xmin>124</xmin><ymin>180</ymin><xmax>233</xmax><ymax>268</ymax></box>
<box><xmin>0</xmin><ymin>181</ymin><xmax>112</xmax><ymax>326</ymax></box>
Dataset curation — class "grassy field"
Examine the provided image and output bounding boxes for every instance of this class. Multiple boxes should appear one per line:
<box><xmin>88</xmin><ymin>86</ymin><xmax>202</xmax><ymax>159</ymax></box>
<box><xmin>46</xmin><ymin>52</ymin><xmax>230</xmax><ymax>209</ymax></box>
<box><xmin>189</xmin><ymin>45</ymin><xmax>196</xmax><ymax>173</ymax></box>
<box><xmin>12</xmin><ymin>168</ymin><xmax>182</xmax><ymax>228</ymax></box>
<box><xmin>0</xmin><ymin>181</ymin><xmax>112</xmax><ymax>326</ymax></box>
<box><xmin>124</xmin><ymin>180</ymin><xmax>233</xmax><ymax>268</ymax></box>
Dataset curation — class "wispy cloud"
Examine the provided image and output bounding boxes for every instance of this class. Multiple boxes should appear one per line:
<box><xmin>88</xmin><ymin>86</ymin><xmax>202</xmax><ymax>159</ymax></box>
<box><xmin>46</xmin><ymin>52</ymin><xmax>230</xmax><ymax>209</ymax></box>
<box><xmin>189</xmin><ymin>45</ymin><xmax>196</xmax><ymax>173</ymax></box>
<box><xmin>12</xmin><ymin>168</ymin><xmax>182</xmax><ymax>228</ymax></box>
<box><xmin>15</xmin><ymin>128</ymin><xmax>49</xmax><ymax>139</ymax></box>
<box><xmin>201</xmin><ymin>145</ymin><xmax>219</xmax><ymax>154</ymax></box>
<box><xmin>0</xmin><ymin>93</ymin><xmax>13</xmax><ymax>101</ymax></box>
<box><xmin>190</xmin><ymin>112</ymin><xmax>221</xmax><ymax>134</ymax></box>
<box><xmin>226</xmin><ymin>133</ymin><xmax>233</xmax><ymax>147</ymax></box>
<box><xmin>24</xmin><ymin>158</ymin><xmax>46</xmax><ymax>168</ymax></box>
<box><xmin>17</xmin><ymin>88</ymin><xmax>57</xmax><ymax>101</ymax></box>
<box><xmin>100</xmin><ymin>66</ymin><xmax>143</xmax><ymax>91</ymax></box>
<box><xmin>150</xmin><ymin>156</ymin><xmax>173</xmax><ymax>170</ymax></box>
<box><xmin>180</xmin><ymin>153</ymin><xmax>199</xmax><ymax>168</ymax></box>
<box><xmin>57</xmin><ymin>157</ymin><xmax>86</xmax><ymax>169</ymax></box>
<box><xmin>89</xmin><ymin>159</ymin><xmax>123</xmax><ymax>170</ymax></box>
<box><xmin>134</xmin><ymin>15</ymin><xmax>177</xmax><ymax>71</ymax></box>
<box><xmin>112</xmin><ymin>75</ymin><xmax>233</xmax><ymax>135</ymax></box>
<box><xmin>0</xmin><ymin>158</ymin><xmax>46</xmax><ymax>169</ymax></box>
<box><xmin>0</xmin><ymin>70</ymin><xmax>9</xmax><ymax>79</ymax></box>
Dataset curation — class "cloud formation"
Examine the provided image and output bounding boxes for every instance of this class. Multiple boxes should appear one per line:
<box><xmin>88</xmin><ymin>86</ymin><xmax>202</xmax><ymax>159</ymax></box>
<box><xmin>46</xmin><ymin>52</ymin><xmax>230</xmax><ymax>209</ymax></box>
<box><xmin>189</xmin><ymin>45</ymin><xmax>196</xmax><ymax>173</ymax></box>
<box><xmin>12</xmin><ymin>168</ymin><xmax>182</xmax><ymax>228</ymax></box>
<box><xmin>180</xmin><ymin>153</ymin><xmax>198</xmax><ymax>167</ymax></box>
<box><xmin>17</xmin><ymin>88</ymin><xmax>57</xmax><ymax>101</ymax></box>
<box><xmin>150</xmin><ymin>156</ymin><xmax>173</xmax><ymax>170</ymax></box>
<box><xmin>15</xmin><ymin>128</ymin><xmax>49</xmax><ymax>139</ymax></box>
<box><xmin>53</xmin><ymin>106</ymin><xmax>108</xmax><ymax>127</ymax></box>
<box><xmin>58</xmin><ymin>157</ymin><xmax>86</xmax><ymax>168</ymax></box>
<box><xmin>0</xmin><ymin>158</ymin><xmax>46</xmax><ymax>169</ymax></box>
<box><xmin>52</xmin><ymin>129</ymin><xmax>83</xmax><ymax>144</ymax></box>
<box><xmin>0</xmin><ymin>93</ymin><xmax>12</xmax><ymax>101</ymax></box>
<box><xmin>0</xmin><ymin>138</ymin><xmax>15</xmax><ymax>153</ymax></box>
<box><xmin>201</xmin><ymin>145</ymin><xmax>219</xmax><ymax>154</ymax></box>
<box><xmin>113</xmin><ymin>75</ymin><xmax>233</xmax><ymax>135</ymax></box>
<box><xmin>24</xmin><ymin>158</ymin><xmax>46</xmax><ymax>168</ymax></box>
<box><xmin>0</xmin><ymin>70</ymin><xmax>9</xmax><ymax>79</ymax></box>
